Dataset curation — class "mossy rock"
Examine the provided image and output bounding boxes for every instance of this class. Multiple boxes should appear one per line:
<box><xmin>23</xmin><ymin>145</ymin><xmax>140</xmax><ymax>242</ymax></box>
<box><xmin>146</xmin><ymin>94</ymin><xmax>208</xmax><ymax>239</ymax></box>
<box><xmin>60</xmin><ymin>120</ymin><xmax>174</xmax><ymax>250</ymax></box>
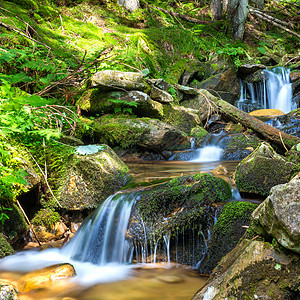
<box><xmin>0</xmin><ymin>233</ymin><xmax>15</xmax><ymax>259</ymax></box>
<box><xmin>136</xmin><ymin>173</ymin><xmax>232</xmax><ymax>224</ymax></box>
<box><xmin>88</xmin><ymin>115</ymin><xmax>190</xmax><ymax>151</ymax></box>
<box><xmin>235</xmin><ymin>142</ymin><xmax>300</xmax><ymax>196</ymax></box>
<box><xmin>77</xmin><ymin>89</ymin><xmax>164</xmax><ymax>119</ymax></box>
<box><xmin>198</xmin><ymin>201</ymin><xmax>258</xmax><ymax>274</ymax></box>
<box><xmin>57</xmin><ymin>144</ymin><xmax>130</xmax><ymax>210</ymax></box>
<box><xmin>193</xmin><ymin>239</ymin><xmax>300</xmax><ymax>300</ymax></box>
<box><xmin>0</xmin><ymin>204</ymin><xmax>29</xmax><ymax>244</ymax></box>
<box><xmin>222</xmin><ymin>133</ymin><xmax>260</xmax><ymax>160</ymax></box>
<box><xmin>162</xmin><ymin>104</ymin><xmax>201</xmax><ymax>134</ymax></box>
<box><xmin>190</xmin><ymin>126</ymin><xmax>209</xmax><ymax>147</ymax></box>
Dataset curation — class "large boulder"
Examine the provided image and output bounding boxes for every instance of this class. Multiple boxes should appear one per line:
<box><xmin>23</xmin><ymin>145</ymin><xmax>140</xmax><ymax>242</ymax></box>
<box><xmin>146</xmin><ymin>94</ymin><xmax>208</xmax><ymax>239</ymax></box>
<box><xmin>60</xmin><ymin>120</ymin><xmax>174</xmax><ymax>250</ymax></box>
<box><xmin>193</xmin><ymin>239</ymin><xmax>300</xmax><ymax>299</ymax></box>
<box><xmin>198</xmin><ymin>201</ymin><xmax>258</xmax><ymax>275</ymax></box>
<box><xmin>90</xmin><ymin>70</ymin><xmax>148</xmax><ymax>92</ymax></box>
<box><xmin>235</xmin><ymin>142</ymin><xmax>300</xmax><ymax>196</ymax></box>
<box><xmin>128</xmin><ymin>173</ymin><xmax>232</xmax><ymax>265</ymax></box>
<box><xmin>150</xmin><ymin>85</ymin><xmax>174</xmax><ymax>103</ymax></box>
<box><xmin>77</xmin><ymin>89</ymin><xmax>163</xmax><ymax>119</ymax></box>
<box><xmin>89</xmin><ymin>116</ymin><xmax>190</xmax><ymax>152</ymax></box>
<box><xmin>0</xmin><ymin>233</ymin><xmax>15</xmax><ymax>259</ymax></box>
<box><xmin>252</xmin><ymin>173</ymin><xmax>300</xmax><ymax>254</ymax></box>
<box><xmin>57</xmin><ymin>144</ymin><xmax>130</xmax><ymax>210</ymax></box>
<box><xmin>118</xmin><ymin>0</ymin><xmax>140</xmax><ymax>12</ymax></box>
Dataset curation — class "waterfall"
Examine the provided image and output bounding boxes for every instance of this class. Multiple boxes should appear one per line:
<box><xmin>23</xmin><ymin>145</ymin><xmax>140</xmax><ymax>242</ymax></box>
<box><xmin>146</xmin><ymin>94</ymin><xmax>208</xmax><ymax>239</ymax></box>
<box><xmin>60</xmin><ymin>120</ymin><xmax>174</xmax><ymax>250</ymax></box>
<box><xmin>191</xmin><ymin>146</ymin><xmax>223</xmax><ymax>162</ymax></box>
<box><xmin>62</xmin><ymin>192</ymin><xmax>137</xmax><ymax>265</ymax></box>
<box><xmin>237</xmin><ymin>67</ymin><xmax>296</xmax><ymax>114</ymax></box>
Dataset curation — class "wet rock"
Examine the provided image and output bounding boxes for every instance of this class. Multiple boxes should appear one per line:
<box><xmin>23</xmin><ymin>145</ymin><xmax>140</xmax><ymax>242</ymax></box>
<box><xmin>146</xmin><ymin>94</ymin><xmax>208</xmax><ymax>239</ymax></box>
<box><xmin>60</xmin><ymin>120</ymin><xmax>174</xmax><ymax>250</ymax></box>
<box><xmin>197</xmin><ymin>201</ymin><xmax>257</xmax><ymax>275</ymax></box>
<box><xmin>90</xmin><ymin>70</ymin><xmax>148</xmax><ymax>91</ymax></box>
<box><xmin>153</xmin><ymin>78</ymin><xmax>173</xmax><ymax>92</ymax></box>
<box><xmin>0</xmin><ymin>233</ymin><xmax>15</xmax><ymax>259</ymax></box>
<box><xmin>33</xmin><ymin>222</ymin><xmax>68</xmax><ymax>243</ymax></box>
<box><xmin>156</xmin><ymin>275</ymin><xmax>184</xmax><ymax>284</ymax></box>
<box><xmin>19</xmin><ymin>263</ymin><xmax>76</xmax><ymax>292</ymax></box>
<box><xmin>211</xmin><ymin>165</ymin><xmax>228</xmax><ymax>176</ymax></box>
<box><xmin>89</xmin><ymin>116</ymin><xmax>189</xmax><ymax>152</ymax></box>
<box><xmin>235</xmin><ymin>142</ymin><xmax>300</xmax><ymax>196</ymax></box>
<box><xmin>237</xmin><ymin>63</ymin><xmax>266</xmax><ymax>76</ymax></box>
<box><xmin>249</xmin><ymin>108</ymin><xmax>284</xmax><ymax>117</ymax></box>
<box><xmin>57</xmin><ymin>144</ymin><xmax>130</xmax><ymax>210</ymax></box>
<box><xmin>252</xmin><ymin>172</ymin><xmax>300</xmax><ymax>254</ymax></box>
<box><xmin>190</xmin><ymin>126</ymin><xmax>209</xmax><ymax>147</ymax></box>
<box><xmin>150</xmin><ymin>85</ymin><xmax>174</xmax><ymax>103</ymax></box>
<box><xmin>277</xmin><ymin>108</ymin><xmax>300</xmax><ymax>137</ymax></box>
<box><xmin>0</xmin><ymin>281</ymin><xmax>18</xmax><ymax>300</ymax></box>
<box><xmin>193</xmin><ymin>239</ymin><xmax>300</xmax><ymax>300</ymax></box>
<box><xmin>222</xmin><ymin>133</ymin><xmax>260</xmax><ymax>161</ymax></box>
<box><xmin>77</xmin><ymin>89</ymin><xmax>163</xmax><ymax>119</ymax></box>
<box><xmin>162</xmin><ymin>104</ymin><xmax>201</xmax><ymax>134</ymax></box>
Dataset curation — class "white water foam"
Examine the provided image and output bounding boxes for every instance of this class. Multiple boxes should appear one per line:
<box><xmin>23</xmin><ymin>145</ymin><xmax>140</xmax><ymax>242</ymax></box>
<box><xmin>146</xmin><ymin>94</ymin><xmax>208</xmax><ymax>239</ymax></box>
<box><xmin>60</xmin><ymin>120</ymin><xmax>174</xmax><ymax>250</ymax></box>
<box><xmin>191</xmin><ymin>146</ymin><xmax>223</xmax><ymax>162</ymax></box>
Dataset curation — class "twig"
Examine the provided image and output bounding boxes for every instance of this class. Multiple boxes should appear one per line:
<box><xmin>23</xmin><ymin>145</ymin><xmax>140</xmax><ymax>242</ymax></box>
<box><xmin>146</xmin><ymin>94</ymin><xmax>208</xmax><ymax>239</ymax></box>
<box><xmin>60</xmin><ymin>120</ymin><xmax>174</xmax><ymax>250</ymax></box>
<box><xmin>16</xmin><ymin>200</ymin><xmax>42</xmax><ymax>246</ymax></box>
<box><xmin>26</xmin><ymin>151</ymin><xmax>62</xmax><ymax>208</ymax></box>
<box><xmin>279</xmin><ymin>131</ymin><xmax>288</xmax><ymax>152</ymax></box>
<box><xmin>149</xmin><ymin>5</ymin><xmax>212</xmax><ymax>24</ymax></box>
<box><xmin>0</xmin><ymin>20</ymin><xmax>51</xmax><ymax>49</ymax></box>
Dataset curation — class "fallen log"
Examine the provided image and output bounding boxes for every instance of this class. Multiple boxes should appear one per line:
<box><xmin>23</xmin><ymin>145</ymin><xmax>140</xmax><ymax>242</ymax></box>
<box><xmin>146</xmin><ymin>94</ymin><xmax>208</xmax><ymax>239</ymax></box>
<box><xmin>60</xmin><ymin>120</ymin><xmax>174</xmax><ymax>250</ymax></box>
<box><xmin>208</xmin><ymin>96</ymin><xmax>300</xmax><ymax>151</ymax></box>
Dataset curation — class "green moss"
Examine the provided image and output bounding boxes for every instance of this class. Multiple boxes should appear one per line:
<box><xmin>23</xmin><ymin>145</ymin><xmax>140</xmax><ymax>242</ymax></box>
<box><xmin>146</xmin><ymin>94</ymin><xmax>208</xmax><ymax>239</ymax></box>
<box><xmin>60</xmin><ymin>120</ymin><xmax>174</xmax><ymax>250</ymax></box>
<box><xmin>226</xmin><ymin>134</ymin><xmax>260</xmax><ymax>150</ymax></box>
<box><xmin>137</xmin><ymin>173</ymin><xmax>232</xmax><ymax>223</ymax></box>
<box><xmin>0</xmin><ymin>233</ymin><xmax>14</xmax><ymax>259</ymax></box>
<box><xmin>190</xmin><ymin>126</ymin><xmax>209</xmax><ymax>146</ymax></box>
<box><xmin>31</xmin><ymin>208</ymin><xmax>60</xmax><ymax>230</ymax></box>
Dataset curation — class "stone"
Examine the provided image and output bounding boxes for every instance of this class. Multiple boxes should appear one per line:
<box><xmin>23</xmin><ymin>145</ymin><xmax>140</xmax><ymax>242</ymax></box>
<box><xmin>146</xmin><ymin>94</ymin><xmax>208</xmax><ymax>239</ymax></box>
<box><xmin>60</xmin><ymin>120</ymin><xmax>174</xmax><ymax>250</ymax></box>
<box><xmin>235</xmin><ymin>142</ymin><xmax>300</xmax><ymax>196</ymax></box>
<box><xmin>0</xmin><ymin>233</ymin><xmax>14</xmax><ymax>259</ymax></box>
<box><xmin>90</xmin><ymin>70</ymin><xmax>148</xmax><ymax>91</ymax></box>
<box><xmin>162</xmin><ymin>104</ymin><xmax>201</xmax><ymax>134</ymax></box>
<box><xmin>193</xmin><ymin>240</ymin><xmax>300</xmax><ymax>299</ymax></box>
<box><xmin>118</xmin><ymin>0</ymin><xmax>139</xmax><ymax>12</ymax></box>
<box><xmin>249</xmin><ymin>108</ymin><xmax>285</xmax><ymax>117</ymax></box>
<box><xmin>237</xmin><ymin>63</ymin><xmax>266</xmax><ymax>76</ymax></box>
<box><xmin>153</xmin><ymin>78</ymin><xmax>173</xmax><ymax>91</ymax></box>
<box><xmin>175</xmin><ymin>84</ymin><xmax>200</xmax><ymax>96</ymax></box>
<box><xmin>0</xmin><ymin>281</ymin><xmax>18</xmax><ymax>300</ymax></box>
<box><xmin>77</xmin><ymin>89</ymin><xmax>163</xmax><ymax>119</ymax></box>
<box><xmin>33</xmin><ymin>221</ymin><xmax>68</xmax><ymax>242</ymax></box>
<box><xmin>150</xmin><ymin>85</ymin><xmax>174</xmax><ymax>103</ymax></box>
<box><xmin>197</xmin><ymin>201</ymin><xmax>257</xmax><ymax>275</ymax></box>
<box><xmin>57</xmin><ymin>144</ymin><xmax>130</xmax><ymax>210</ymax></box>
<box><xmin>91</xmin><ymin>117</ymin><xmax>190</xmax><ymax>152</ymax></box>
<box><xmin>191</xmin><ymin>69</ymin><xmax>240</xmax><ymax>104</ymax></box>
<box><xmin>252</xmin><ymin>173</ymin><xmax>300</xmax><ymax>254</ymax></box>
<box><xmin>181</xmin><ymin>89</ymin><xmax>217</xmax><ymax>122</ymax></box>
<box><xmin>19</xmin><ymin>263</ymin><xmax>76</xmax><ymax>292</ymax></box>
<box><xmin>128</xmin><ymin>173</ymin><xmax>232</xmax><ymax>265</ymax></box>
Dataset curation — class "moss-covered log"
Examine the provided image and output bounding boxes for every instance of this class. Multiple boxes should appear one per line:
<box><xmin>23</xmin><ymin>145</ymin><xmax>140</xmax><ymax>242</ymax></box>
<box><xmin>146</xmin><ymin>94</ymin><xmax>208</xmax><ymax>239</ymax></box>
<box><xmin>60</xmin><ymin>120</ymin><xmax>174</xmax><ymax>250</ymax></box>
<box><xmin>210</xmin><ymin>97</ymin><xmax>300</xmax><ymax>151</ymax></box>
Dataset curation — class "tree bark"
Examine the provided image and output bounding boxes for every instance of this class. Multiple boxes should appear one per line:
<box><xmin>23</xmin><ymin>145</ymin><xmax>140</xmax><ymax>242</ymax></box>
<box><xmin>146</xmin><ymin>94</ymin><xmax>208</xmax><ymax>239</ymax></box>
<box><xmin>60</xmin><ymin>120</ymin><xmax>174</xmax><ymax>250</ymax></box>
<box><xmin>210</xmin><ymin>0</ymin><xmax>223</xmax><ymax>20</ymax></box>
<box><xmin>210</xmin><ymin>97</ymin><xmax>300</xmax><ymax>150</ymax></box>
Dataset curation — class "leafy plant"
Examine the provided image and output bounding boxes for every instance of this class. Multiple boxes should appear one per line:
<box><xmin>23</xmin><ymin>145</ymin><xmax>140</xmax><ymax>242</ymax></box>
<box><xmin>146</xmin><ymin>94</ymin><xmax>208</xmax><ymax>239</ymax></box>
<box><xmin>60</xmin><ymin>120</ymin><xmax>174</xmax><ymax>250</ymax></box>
<box><xmin>31</xmin><ymin>208</ymin><xmax>60</xmax><ymax>230</ymax></box>
<box><xmin>0</xmin><ymin>207</ymin><xmax>12</xmax><ymax>225</ymax></box>
<box><xmin>108</xmin><ymin>98</ymin><xmax>138</xmax><ymax>115</ymax></box>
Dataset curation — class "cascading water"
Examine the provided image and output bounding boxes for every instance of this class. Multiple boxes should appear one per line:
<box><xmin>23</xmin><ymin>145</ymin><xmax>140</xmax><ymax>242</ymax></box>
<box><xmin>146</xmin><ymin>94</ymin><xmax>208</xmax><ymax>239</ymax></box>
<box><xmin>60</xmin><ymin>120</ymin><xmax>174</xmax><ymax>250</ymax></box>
<box><xmin>237</xmin><ymin>67</ymin><xmax>296</xmax><ymax>114</ymax></box>
<box><xmin>191</xmin><ymin>133</ymin><xmax>225</xmax><ymax>162</ymax></box>
<box><xmin>62</xmin><ymin>192</ymin><xmax>137</xmax><ymax>265</ymax></box>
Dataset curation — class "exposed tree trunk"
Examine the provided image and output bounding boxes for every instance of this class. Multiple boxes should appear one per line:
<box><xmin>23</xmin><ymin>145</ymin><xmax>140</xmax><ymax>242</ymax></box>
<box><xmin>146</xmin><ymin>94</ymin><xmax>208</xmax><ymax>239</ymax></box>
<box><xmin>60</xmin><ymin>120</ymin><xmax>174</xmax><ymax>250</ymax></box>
<box><xmin>210</xmin><ymin>0</ymin><xmax>223</xmax><ymax>20</ymax></box>
<box><xmin>118</xmin><ymin>0</ymin><xmax>139</xmax><ymax>12</ymax></box>
<box><xmin>209</xmin><ymin>97</ymin><xmax>300</xmax><ymax>150</ymax></box>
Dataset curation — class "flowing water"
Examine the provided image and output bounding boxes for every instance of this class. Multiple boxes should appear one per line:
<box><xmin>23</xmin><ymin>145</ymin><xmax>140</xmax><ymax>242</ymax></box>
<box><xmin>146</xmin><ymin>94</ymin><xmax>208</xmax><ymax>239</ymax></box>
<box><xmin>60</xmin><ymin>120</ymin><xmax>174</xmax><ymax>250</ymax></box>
<box><xmin>237</xmin><ymin>67</ymin><xmax>296</xmax><ymax>113</ymax></box>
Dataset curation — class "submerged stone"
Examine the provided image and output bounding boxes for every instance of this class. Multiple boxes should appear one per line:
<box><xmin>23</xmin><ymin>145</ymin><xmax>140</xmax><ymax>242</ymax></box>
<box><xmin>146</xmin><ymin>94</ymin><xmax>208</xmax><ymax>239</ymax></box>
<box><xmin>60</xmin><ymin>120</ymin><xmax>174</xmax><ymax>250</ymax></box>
<box><xmin>235</xmin><ymin>142</ymin><xmax>300</xmax><ymax>196</ymax></box>
<box><xmin>0</xmin><ymin>281</ymin><xmax>18</xmax><ymax>300</ymax></box>
<box><xmin>193</xmin><ymin>239</ymin><xmax>300</xmax><ymax>299</ymax></box>
<box><xmin>252</xmin><ymin>172</ymin><xmax>300</xmax><ymax>254</ymax></box>
<box><xmin>57</xmin><ymin>144</ymin><xmax>129</xmax><ymax>210</ymax></box>
<box><xmin>19</xmin><ymin>263</ymin><xmax>76</xmax><ymax>292</ymax></box>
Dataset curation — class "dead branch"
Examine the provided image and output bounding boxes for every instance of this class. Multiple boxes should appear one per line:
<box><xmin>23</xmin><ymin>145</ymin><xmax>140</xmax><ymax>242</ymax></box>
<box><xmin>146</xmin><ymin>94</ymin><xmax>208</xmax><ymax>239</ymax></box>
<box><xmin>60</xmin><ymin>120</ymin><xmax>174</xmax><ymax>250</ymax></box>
<box><xmin>249</xmin><ymin>8</ymin><xmax>300</xmax><ymax>39</ymax></box>
<box><xmin>0</xmin><ymin>20</ymin><xmax>51</xmax><ymax>49</ymax></box>
<box><xmin>149</xmin><ymin>5</ymin><xmax>212</xmax><ymax>24</ymax></box>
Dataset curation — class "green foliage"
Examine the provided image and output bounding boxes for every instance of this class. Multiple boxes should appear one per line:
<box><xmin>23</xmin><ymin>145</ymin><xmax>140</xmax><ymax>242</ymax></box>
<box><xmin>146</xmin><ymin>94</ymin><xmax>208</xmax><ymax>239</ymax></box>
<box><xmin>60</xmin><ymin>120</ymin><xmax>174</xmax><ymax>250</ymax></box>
<box><xmin>0</xmin><ymin>207</ymin><xmax>12</xmax><ymax>225</ymax></box>
<box><xmin>31</xmin><ymin>208</ymin><xmax>60</xmax><ymax>230</ymax></box>
<box><xmin>0</xmin><ymin>233</ymin><xmax>15</xmax><ymax>259</ymax></box>
<box><xmin>108</xmin><ymin>98</ymin><xmax>138</xmax><ymax>115</ymax></box>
